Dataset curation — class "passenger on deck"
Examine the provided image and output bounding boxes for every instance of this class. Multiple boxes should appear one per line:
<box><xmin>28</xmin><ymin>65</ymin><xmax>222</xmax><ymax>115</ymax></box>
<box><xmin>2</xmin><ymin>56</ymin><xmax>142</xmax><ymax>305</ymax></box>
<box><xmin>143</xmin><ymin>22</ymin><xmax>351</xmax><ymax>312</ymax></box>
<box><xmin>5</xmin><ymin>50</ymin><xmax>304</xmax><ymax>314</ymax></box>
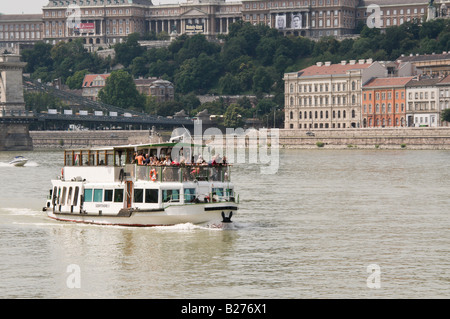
<box><xmin>163</xmin><ymin>156</ymin><xmax>171</xmax><ymax>165</ymax></box>
<box><xmin>135</xmin><ymin>152</ymin><xmax>144</xmax><ymax>165</ymax></box>
<box><xmin>143</xmin><ymin>154</ymin><xmax>150</xmax><ymax>165</ymax></box>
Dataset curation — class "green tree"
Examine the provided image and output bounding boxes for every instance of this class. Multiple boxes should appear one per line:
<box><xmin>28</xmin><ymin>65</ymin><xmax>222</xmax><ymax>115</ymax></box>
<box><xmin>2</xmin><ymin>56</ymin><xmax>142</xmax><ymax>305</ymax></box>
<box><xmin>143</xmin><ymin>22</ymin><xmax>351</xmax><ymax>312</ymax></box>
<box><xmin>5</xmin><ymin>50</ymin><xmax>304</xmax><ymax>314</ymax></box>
<box><xmin>223</xmin><ymin>104</ymin><xmax>244</xmax><ymax>128</ymax></box>
<box><xmin>441</xmin><ymin>108</ymin><xmax>450</xmax><ymax>123</ymax></box>
<box><xmin>176</xmin><ymin>92</ymin><xmax>201</xmax><ymax>116</ymax></box>
<box><xmin>130</xmin><ymin>56</ymin><xmax>148</xmax><ymax>78</ymax></box>
<box><xmin>219</xmin><ymin>73</ymin><xmax>241</xmax><ymax>95</ymax></box>
<box><xmin>98</xmin><ymin>70</ymin><xmax>145</xmax><ymax>110</ymax></box>
<box><xmin>256</xmin><ymin>98</ymin><xmax>277</xmax><ymax>115</ymax></box>
<box><xmin>24</xmin><ymin>91</ymin><xmax>66</xmax><ymax>113</ymax></box>
<box><xmin>66</xmin><ymin>69</ymin><xmax>89</xmax><ymax>89</ymax></box>
<box><xmin>21</xmin><ymin>42</ymin><xmax>53</xmax><ymax>74</ymax></box>
<box><xmin>31</xmin><ymin>66</ymin><xmax>53</xmax><ymax>83</ymax></box>
<box><xmin>114</xmin><ymin>33</ymin><xmax>145</xmax><ymax>67</ymax></box>
<box><xmin>252</xmin><ymin>66</ymin><xmax>273</xmax><ymax>94</ymax></box>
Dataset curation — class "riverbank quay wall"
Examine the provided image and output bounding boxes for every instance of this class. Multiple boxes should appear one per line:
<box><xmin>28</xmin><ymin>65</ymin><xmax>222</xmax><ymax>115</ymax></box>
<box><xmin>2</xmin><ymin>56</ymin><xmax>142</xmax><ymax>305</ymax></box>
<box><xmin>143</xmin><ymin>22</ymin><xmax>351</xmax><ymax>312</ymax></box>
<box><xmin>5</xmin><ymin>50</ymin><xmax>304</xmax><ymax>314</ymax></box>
<box><xmin>279</xmin><ymin>127</ymin><xmax>450</xmax><ymax>149</ymax></box>
<box><xmin>30</xmin><ymin>130</ymin><xmax>166</xmax><ymax>149</ymax></box>
<box><xmin>31</xmin><ymin>127</ymin><xmax>450</xmax><ymax>150</ymax></box>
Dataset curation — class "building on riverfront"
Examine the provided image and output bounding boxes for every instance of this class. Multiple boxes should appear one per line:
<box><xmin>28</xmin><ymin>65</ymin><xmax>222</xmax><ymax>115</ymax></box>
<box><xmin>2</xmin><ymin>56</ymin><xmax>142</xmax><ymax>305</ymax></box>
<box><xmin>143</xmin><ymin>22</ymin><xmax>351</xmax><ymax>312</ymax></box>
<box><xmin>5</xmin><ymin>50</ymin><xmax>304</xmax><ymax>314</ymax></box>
<box><xmin>405</xmin><ymin>76</ymin><xmax>441</xmax><ymax>127</ymax></box>
<box><xmin>361</xmin><ymin>76</ymin><xmax>412</xmax><ymax>128</ymax></box>
<box><xmin>283</xmin><ymin>59</ymin><xmax>388</xmax><ymax>129</ymax></box>
<box><xmin>396</xmin><ymin>52</ymin><xmax>450</xmax><ymax>77</ymax></box>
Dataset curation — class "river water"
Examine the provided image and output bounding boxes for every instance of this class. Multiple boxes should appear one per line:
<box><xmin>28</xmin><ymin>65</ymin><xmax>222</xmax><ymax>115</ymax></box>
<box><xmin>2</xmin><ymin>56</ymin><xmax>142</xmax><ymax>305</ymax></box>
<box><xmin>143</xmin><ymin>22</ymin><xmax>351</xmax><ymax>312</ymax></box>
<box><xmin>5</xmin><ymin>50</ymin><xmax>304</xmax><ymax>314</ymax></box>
<box><xmin>0</xmin><ymin>149</ymin><xmax>449</xmax><ymax>299</ymax></box>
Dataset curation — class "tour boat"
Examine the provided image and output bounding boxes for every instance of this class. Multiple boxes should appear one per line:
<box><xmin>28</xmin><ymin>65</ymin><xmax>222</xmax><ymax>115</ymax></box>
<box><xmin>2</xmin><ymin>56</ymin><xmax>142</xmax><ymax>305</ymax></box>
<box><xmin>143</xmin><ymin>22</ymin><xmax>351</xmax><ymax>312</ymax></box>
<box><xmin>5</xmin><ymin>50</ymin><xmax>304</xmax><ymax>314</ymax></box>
<box><xmin>43</xmin><ymin>141</ymin><xmax>238</xmax><ymax>227</ymax></box>
<box><xmin>9</xmin><ymin>156</ymin><xmax>28</xmax><ymax>166</ymax></box>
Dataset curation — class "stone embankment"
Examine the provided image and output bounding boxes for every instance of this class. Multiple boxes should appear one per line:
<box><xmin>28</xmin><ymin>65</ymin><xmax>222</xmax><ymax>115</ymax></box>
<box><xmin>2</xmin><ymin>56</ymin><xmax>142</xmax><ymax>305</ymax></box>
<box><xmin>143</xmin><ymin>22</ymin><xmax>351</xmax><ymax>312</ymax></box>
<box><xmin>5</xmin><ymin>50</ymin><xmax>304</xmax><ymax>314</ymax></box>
<box><xmin>30</xmin><ymin>127</ymin><xmax>450</xmax><ymax>150</ymax></box>
<box><xmin>279</xmin><ymin>127</ymin><xmax>450</xmax><ymax>149</ymax></box>
<box><xmin>30</xmin><ymin>130</ymin><xmax>159</xmax><ymax>149</ymax></box>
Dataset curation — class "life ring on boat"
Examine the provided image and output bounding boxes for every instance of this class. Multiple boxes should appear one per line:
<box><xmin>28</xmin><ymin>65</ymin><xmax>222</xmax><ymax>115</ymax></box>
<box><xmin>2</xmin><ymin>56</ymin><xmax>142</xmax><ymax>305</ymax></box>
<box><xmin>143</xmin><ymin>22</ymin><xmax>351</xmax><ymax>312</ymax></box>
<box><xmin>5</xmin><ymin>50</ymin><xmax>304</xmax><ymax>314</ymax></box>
<box><xmin>150</xmin><ymin>169</ymin><xmax>157</xmax><ymax>182</ymax></box>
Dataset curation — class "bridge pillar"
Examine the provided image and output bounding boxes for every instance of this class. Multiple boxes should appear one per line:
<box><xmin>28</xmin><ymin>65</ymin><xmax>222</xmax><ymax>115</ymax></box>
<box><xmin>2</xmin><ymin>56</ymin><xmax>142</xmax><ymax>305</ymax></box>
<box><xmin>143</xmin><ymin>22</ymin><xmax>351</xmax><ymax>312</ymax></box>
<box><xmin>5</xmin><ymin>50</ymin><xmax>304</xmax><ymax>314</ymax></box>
<box><xmin>0</xmin><ymin>54</ymin><xmax>33</xmax><ymax>151</ymax></box>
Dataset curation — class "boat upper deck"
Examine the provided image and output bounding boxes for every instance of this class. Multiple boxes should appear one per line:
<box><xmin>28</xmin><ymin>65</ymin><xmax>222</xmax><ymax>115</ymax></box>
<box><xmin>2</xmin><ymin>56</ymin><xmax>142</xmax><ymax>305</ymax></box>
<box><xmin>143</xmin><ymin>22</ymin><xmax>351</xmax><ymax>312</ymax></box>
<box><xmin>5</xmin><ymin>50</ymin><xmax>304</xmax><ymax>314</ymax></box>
<box><xmin>61</xmin><ymin>142</ymin><xmax>232</xmax><ymax>184</ymax></box>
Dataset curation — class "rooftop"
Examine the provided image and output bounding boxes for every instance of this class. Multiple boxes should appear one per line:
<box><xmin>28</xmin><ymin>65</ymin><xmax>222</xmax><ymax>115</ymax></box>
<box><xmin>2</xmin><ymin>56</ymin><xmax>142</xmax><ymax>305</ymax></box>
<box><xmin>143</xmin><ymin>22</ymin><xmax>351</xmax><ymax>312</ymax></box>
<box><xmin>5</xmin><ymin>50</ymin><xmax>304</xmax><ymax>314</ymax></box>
<box><xmin>0</xmin><ymin>14</ymin><xmax>42</xmax><ymax>21</ymax></box>
<box><xmin>298</xmin><ymin>59</ymin><xmax>374</xmax><ymax>77</ymax></box>
<box><xmin>82</xmin><ymin>74</ymin><xmax>110</xmax><ymax>88</ymax></box>
<box><xmin>405</xmin><ymin>77</ymin><xmax>443</xmax><ymax>87</ymax></box>
<box><xmin>397</xmin><ymin>52</ymin><xmax>450</xmax><ymax>63</ymax></box>
<box><xmin>44</xmin><ymin>0</ymin><xmax>153</xmax><ymax>7</ymax></box>
<box><xmin>357</xmin><ymin>0</ymin><xmax>428</xmax><ymax>7</ymax></box>
<box><xmin>363</xmin><ymin>76</ymin><xmax>414</xmax><ymax>88</ymax></box>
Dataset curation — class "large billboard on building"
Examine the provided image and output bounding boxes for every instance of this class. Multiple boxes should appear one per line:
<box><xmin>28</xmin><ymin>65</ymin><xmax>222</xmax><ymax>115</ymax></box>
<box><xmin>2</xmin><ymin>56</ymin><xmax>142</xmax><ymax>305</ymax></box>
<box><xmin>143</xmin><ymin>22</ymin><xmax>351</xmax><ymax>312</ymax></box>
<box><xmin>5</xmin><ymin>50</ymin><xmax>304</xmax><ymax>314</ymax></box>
<box><xmin>291</xmin><ymin>13</ymin><xmax>302</xmax><ymax>29</ymax></box>
<box><xmin>276</xmin><ymin>14</ymin><xmax>286</xmax><ymax>29</ymax></box>
<box><xmin>185</xmin><ymin>23</ymin><xmax>204</xmax><ymax>34</ymax></box>
<box><xmin>73</xmin><ymin>23</ymin><xmax>95</xmax><ymax>34</ymax></box>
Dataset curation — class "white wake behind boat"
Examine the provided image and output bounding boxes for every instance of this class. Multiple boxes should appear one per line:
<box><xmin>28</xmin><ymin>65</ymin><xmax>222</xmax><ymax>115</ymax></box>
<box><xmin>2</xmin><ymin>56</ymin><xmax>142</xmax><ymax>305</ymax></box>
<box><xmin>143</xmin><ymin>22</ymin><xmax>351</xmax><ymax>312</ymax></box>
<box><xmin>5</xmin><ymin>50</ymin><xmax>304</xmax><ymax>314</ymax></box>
<box><xmin>9</xmin><ymin>156</ymin><xmax>28</xmax><ymax>166</ymax></box>
<box><xmin>43</xmin><ymin>141</ymin><xmax>238</xmax><ymax>228</ymax></box>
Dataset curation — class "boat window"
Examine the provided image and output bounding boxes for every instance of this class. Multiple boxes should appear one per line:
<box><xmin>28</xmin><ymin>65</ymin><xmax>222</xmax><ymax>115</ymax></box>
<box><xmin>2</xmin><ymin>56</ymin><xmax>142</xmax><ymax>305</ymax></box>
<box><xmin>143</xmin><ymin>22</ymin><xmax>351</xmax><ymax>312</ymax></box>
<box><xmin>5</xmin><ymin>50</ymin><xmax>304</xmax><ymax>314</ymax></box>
<box><xmin>114</xmin><ymin>189</ymin><xmax>124</xmax><ymax>203</ymax></box>
<box><xmin>61</xmin><ymin>187</ymin><xmax>67</xmax><ymax>205</ymax></box>
<box><xmin>106</xmin><ymin>150</ymin><xmax>114</xmax><ymax>166</ymax></box>
<box><xmin>65</xmin><ymin>152</ymin><xmax>73</xmax><ymax>166</ymax></box>
<box><xmin>84</xmin><ymin>189</ymin><xmax>93</xmax><ymax>202</ymax></box>
<box><xmin>115</xmin><ymin>151</ymin><xmax>126</xmax><ymax>166</ymax></box>
<box><xmin>89</xmin><ymin>152</ymin><xmax>96</xmax><ymax>166</ymax></box>
<box><xmin>74</xmin><ymin>152</ymin><xmax>81</xmax><ymax>166</ymax></box>
<box><xmin>53</xmin><ymin>186</ymin><xmax>57</xmax><ymax>205</ymax></box>
<box><xmin>57</xmin><ymin>187</ymin><xmax>61</xmax><ymax>204</ymax></box>
<box><xmin>126</xmin><ymin>149</ymin><xmax>134</xmax><ymax>164</ymax></box>
<box><xmin>212</xmin><ymin>188</ymin><xmax>223</xmax><ymax>197</ymax></box>
<box><xmin>226</xmin><ymin>188</ymin><xmax>234</xmax><ymax>197</ymax></box>
<box><xmin>163</xmin><ymin>189</ymin><xmax>179</xmax><ymax>203</ymax></box>
<box><xmin>73</xmin><ymin>187</ymin><xmax>79</xmax><ymax>206</ymax></box>
<box><xmin>104</xmin><ymin>189</ymin><xmax>113</xmax><ymax>202</ymax></box>
<box><xmin>145</xmin><ymin>189</ymin><xmax>158</xmax><ymax>203</ymax></box>
<box><xmin>134</xmin><ymin>188</ymin><xmax>143</xmax><ymax>203</ymax></box>
<box><xmin>67</xmin><ymin>187</ymin><xmax>73</xmax><ymax>205</ymax></box>
<box><xmin>98</xmin><ymin>151</ymin><xmax>106</xmax><ymax>166</ymax></box>
<box><xmin>184</xmin><ymin>188</ymin><xmax>196</xmax><ymax>202</ymax></box>
<box><xmin>80</xmin><ymin>151</ymin><xmax>87</xmax><ymax>166</ymax></box>
<box><xmin>93</xmin><ymin>189</ymin><xmax>103</xmax><ymax>202</ymax></box>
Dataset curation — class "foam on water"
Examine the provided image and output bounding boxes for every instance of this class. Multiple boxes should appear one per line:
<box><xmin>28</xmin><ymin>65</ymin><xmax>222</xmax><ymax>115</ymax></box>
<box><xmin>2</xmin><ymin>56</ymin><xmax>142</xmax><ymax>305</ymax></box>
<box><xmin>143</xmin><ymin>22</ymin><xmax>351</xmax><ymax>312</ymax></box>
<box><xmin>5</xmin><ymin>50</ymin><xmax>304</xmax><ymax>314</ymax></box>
<box><xmin>155</xmin><ymin>222</ymin><xmax>221</xmax><ymax>231</ymax></box>
<box><xmin>0</xmin><ymin>161</ymin><xmax>39</xmax><ymax>167</ymax></box>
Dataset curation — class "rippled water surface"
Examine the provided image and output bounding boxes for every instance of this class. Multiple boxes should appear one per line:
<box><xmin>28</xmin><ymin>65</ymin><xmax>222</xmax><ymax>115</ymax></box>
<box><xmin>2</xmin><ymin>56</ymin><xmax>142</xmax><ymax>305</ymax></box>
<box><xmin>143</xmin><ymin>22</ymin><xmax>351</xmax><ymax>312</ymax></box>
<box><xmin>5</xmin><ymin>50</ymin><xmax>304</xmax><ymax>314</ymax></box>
<box><xmin>0</xmin><ymin>149</ymin><xmax>449</xmax><ymax>298</ymax></box>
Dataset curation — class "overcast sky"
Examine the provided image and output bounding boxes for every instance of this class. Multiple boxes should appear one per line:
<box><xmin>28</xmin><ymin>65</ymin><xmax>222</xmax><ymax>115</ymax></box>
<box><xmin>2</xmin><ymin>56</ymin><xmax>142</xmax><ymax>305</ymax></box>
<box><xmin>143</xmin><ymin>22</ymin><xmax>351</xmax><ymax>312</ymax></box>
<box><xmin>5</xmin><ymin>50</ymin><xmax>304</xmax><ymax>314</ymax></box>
<box><xmin>0</xmin><ymin>0</ymin><xmax>185</xmax><ymax>14</ymax></box>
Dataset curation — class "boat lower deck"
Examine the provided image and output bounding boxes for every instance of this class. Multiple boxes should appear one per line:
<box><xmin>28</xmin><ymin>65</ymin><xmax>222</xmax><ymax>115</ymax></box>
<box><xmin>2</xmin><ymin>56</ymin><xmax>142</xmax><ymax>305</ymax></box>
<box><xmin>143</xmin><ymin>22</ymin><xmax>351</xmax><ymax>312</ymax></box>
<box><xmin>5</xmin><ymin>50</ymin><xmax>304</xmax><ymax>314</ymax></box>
<box><xmin>47</xmin><ymin>201</ymin><xmax>237</xmax><ymax>227</ymax></box>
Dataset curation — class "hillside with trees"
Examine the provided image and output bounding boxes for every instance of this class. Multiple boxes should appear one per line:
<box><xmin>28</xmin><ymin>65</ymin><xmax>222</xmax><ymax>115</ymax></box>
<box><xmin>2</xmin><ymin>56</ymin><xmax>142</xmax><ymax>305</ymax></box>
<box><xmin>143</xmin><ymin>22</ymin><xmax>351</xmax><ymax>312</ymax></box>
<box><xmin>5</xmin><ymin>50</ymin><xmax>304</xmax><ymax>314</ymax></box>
<box><xmin>21</xmin><ymin>18</ymin><xmax>450</xmax><ymax>127</ymax></box>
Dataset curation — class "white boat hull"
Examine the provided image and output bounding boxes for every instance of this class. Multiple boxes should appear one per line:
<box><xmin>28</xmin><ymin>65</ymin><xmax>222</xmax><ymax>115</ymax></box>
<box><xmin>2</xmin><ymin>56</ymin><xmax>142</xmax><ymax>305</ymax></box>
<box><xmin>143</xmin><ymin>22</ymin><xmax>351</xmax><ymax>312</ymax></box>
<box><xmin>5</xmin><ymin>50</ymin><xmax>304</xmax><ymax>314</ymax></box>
<box><xmin>10</xmin><ymin>159</ymin><xmax>27</xmax><ymax>166</ymax></box>
<box><xmin>45</xmin><ymin>202</ymin><xmax>237</xmax><ymax>227</ymax></box>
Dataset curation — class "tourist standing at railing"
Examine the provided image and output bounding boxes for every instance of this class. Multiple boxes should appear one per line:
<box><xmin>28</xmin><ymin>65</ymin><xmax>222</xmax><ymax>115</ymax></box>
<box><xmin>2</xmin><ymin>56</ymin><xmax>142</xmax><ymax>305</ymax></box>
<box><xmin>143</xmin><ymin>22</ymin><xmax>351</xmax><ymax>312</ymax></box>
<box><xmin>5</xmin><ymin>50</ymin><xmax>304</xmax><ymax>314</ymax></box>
<box><xmin>135</xmin><ymin>152</ymin><xmax>144</xmax><ymax>165</ymax></box>
<box><xmin>143</xmin><ymin>154</ymin><xmax>150</xmax><ymax>165</ymax></box>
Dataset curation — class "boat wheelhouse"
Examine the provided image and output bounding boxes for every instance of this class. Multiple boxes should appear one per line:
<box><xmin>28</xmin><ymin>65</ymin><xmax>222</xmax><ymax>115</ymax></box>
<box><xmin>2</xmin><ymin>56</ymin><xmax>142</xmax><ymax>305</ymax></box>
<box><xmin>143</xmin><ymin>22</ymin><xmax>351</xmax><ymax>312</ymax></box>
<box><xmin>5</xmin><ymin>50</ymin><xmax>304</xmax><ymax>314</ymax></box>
<box><xmin>44</xmin><ymin>142</ymin><xmax>238</xmax><ymax>227</ymax></box>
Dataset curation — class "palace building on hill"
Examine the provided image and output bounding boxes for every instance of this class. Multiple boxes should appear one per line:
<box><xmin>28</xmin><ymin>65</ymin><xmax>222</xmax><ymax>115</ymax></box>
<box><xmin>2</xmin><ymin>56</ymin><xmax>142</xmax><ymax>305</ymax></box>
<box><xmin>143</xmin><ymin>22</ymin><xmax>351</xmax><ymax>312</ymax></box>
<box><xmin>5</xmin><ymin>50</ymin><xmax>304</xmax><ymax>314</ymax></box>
<box><xmin>2</xmin><ymin>0</ymin><xmax>444</xmax><ymax>53</ymax></box>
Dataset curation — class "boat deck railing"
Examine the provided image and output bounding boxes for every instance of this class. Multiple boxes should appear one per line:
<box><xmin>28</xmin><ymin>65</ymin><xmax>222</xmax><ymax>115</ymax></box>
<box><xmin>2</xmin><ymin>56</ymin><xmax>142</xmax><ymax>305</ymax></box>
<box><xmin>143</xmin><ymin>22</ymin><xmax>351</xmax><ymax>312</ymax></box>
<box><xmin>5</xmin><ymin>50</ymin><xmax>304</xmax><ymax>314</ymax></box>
<box><xmin>124</xmin><ymin>164</ymin><xmax>230</xmax><ymax>183</ymax></box>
